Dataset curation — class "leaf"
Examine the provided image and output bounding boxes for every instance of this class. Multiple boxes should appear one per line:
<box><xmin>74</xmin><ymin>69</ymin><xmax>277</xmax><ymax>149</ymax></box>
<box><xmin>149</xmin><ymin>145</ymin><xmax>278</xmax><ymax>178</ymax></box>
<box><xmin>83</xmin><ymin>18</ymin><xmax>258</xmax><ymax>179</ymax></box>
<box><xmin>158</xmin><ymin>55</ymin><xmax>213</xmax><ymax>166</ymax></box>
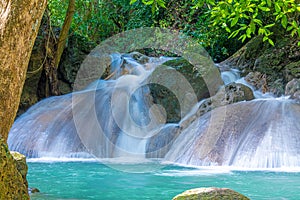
<box><xmin>142</xmin><ymin>0</ymin><xmax>154</xmax><ymax>5</ymax></box>
<box><xmin>268</xmin><ymin>39</ymin><xmax>274</xmax><ymax>46</ymax></box>
<box><xmin>246</xmin><ymin>27</ymin><xmax>251</xmax><ymax>37</ymax></box>
<box><xmin>253</xmin><ymin>19</ymin><xmax>262</xmax><ymax>24</ymax></box>
<box><xmin>250</xmin><ymin>21</ymin><xmax>256</xmax><ymax>33</ymax></box>
<box><xmin>130</xmin><ymin>0</ymin><xmax>137</xmax><ymax>4</ymax></box>
<box><xmin>258</xmin><ymin>28</ymin><xmax>265</xmax><ymax>35</ymax></box>
<box><xmin>267</xmin><ymin>0</ymin><xmax>272</xmax><ymax>7</ymax></box>
<box><xmin>281</xmin><ymin>15</ymin><xmax>288</xmax><ymax>28</ymax></box>
<box><xmin>225</xmin><ymin>26</ymin><xmax>231</xmax><ymax>32</ymax></box>
<box><xmin>231</xmin><ymin>17</ymin><xmax>239</xmax><ymax>27</ymax></box>
<box><xmin>275</xmin><ymin>3</ymin><xmax>281</xmax><ymax>12</ymax></box>
<box><xmin>264</xmin><ymin>23</ymin><xmax>275</xmax><ymax>28</ymax></box>
<box><xmin>298</xmin><ymin>41</ymin><xmax>300</xmax><ymax>46</ymax></box>
<box><xmin>275</xmin><ymin>14</ymin><xmax>283</xmax><ymax>21</ymax></box>
<box><xmin>291</xmin><ymin>29</ymin><xmax>297</xmax><ymax>37</ymax></box>
<box><xmin>292</xmin><ymin>20</ymin><xmax>298</xmax><ymax>28</ymax></box>
<box><xmin>259</xmin><ymin>6</ymin><xmax>271</xmax><ymax>11</ymax></box>
<box><xmin>229</xmin><ymin>30</ymin><xmax>239</xmax><ymax>38</ymax></box>
<box><xmin>287</xmin><ymin>26</ymin><xmax>294</xmax><ymax>31</ymax></box>
<box><xmin>157</xmin><ymin>0</ymin><xmax>166</xmax><ymax>8</ymax></box>
<box><xmin>263</xmin><ymin>36</ymin><xmax>268</xmax><ymax>42</ymax></box>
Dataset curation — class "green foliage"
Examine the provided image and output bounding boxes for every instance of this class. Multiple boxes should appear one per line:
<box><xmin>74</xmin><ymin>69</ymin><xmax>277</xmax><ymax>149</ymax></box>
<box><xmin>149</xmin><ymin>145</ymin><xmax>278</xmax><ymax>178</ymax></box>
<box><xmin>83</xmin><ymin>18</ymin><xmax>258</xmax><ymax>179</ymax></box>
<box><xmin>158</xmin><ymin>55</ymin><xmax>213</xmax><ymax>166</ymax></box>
<box><xmin>139</xmin><ymin>0</ymin><xmax>300</xmax><ymax>46</ymax></box>
<box><xmin>196</xmin><ymin>0</ymin><xmax>300</xmax><ymax>46</ymax></box>
<box><xmin>47</xmin><ymin>0</ymin><xmax>244</xmax><ymax>61</ymax></box>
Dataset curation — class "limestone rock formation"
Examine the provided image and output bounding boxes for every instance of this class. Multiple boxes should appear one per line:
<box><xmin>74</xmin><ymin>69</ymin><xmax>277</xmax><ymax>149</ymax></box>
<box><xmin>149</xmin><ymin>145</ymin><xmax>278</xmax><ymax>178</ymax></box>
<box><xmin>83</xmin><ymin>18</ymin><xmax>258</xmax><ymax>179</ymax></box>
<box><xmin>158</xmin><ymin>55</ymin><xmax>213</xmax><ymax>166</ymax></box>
<box><xmin>221</xmin><ymin>35</ymin><xmax>300</xmax><ymax>96</ymax></box>
<box><xmin>172</xmin><ymin>187</ymin><xmax>250</xmax><ymax>200</ymax></box>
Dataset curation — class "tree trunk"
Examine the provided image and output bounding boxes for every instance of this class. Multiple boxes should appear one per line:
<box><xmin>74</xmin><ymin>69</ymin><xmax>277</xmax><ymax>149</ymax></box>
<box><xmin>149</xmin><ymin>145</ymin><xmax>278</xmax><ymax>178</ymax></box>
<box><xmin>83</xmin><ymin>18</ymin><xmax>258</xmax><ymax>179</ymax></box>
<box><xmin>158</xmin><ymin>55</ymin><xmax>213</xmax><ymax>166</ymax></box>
<box><xmin>42</xmin><ymin>0</ymin><xmax>76</xmax><ymax>96</ymax></box>
<box><xmin>0</xmin><ymin>0</ymin><xmax>46</xmax><ymax>198</ymax></box>
<box><xmin>0</xmin><ymin>0</ymin><xmax>47</xmax><ymax>141</ymax></box>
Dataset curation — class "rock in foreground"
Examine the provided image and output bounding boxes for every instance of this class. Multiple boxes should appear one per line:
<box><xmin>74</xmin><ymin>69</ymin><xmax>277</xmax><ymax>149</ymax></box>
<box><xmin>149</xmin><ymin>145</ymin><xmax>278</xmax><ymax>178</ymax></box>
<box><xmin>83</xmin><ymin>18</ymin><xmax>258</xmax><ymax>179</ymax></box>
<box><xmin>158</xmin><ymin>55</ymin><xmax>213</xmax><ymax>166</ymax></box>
<box><xmin>173</xmin><ymin>187</ymin><xmax>250</xmax><ymax>200</ymax></box>
<box><xmin>0</xmin><ymin>139</ymin><xmax>29</xmax><ymax>199</ymax></box>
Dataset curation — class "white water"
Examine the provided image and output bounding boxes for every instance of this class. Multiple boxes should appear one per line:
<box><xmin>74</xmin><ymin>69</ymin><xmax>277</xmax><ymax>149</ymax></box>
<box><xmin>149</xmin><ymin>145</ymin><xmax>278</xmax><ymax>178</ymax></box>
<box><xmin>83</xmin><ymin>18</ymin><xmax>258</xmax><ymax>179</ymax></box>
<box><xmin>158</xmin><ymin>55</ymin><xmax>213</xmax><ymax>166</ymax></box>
<box><xmin>8</xmin><ymin>54</ymin><xmax>300</xmax><ymax>169</ymax></box>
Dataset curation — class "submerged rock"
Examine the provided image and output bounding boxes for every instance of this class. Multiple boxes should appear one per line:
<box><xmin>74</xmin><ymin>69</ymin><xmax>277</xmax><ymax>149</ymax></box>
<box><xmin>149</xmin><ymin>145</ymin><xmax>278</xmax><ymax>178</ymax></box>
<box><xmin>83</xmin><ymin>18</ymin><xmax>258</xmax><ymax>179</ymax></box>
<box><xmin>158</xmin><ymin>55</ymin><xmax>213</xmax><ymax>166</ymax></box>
<box><xmin>0</xmin><ymin>139</ymin><xmax>29</xmax><ymax>199</ymax></box>
<box><xmin>29</xmin><ymin>187</ymin><xmax>40</xmax><ymax>194</ymax></box>
<box><xmin>172</xmin><ymin>187</ymin><xmax>250</xmax><ymax>200</ymax></box>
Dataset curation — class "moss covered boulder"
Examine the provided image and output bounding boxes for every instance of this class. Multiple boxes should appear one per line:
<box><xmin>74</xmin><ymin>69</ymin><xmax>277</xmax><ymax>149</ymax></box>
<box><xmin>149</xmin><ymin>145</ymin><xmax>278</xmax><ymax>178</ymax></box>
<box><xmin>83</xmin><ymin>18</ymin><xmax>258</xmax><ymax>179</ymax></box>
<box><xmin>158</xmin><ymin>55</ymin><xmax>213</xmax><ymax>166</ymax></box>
<box><xmin>149</xmin><ymin>58</ymin><xmax>222</xmax><ymax>123</ymax></box>
<box><xmin>173</xmin><ymin>187</ymin><xmax>250</xmax><ymax>200</ymax></box>
<box><xmin>220</xmin><ymin>35</ymin><xmax>300</xmax><ymax>96</ymax></box>
<box><xmin>10</xmin><ymin>151</ymin><xmax>28</xmax><ymax>188</ymax></box>
<box><xmin>0</xmin><ymin>139</ymin><xmax>29</xmax><ymax>199</ymax></box>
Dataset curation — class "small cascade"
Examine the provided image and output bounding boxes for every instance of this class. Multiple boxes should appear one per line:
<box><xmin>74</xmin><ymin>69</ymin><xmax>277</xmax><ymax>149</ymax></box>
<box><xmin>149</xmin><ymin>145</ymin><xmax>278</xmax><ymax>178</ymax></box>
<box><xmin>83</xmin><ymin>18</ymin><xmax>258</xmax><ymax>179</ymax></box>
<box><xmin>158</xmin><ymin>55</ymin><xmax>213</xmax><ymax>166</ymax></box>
<box><xmin>164</xmin><ymin>99</ymin><xmax>300</xmax><ymax>168</ymax></box>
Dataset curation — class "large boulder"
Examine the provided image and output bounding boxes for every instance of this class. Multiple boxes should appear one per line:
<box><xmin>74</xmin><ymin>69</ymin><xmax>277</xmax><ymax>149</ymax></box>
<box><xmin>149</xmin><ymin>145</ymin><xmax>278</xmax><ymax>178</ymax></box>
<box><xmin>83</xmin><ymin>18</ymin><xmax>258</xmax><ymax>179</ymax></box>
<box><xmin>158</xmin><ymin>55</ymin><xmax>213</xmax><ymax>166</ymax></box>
<box><xmin>0</xmin><ymin>138</ymin><xmax>29</xmax><ymax>199</ymax></box>
<box><xmin>172</xmin><ymin>187</ymin><xmax>250</xmax><ymax>200</ymax></box>
<box><xmin>149</xmin><ymin>58</ymin><xmax>222</xmax><ymax>123</ymax></box>
<box><xmin>285</xmin><ymin>78</ymin><xmax>300</xmax><ymax>101</ymax></box>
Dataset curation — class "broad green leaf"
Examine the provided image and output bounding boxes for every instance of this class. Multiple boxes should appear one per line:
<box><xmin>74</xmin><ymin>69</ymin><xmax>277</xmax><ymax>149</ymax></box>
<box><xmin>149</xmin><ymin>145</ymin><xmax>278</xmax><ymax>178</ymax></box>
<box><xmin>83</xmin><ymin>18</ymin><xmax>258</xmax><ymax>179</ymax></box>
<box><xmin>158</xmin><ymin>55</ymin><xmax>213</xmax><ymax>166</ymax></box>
<box><xmin>246</xmin><ymin>27</ymin><xmax>251</xmax><ymax>37</ymax></box>
<box><xmin>250</xmin><ymin>21</ymin><xmax>256</xmax><ymax>32</ymax></box>
<box><xmin>231</xmin><ymin>17</ymin><xmax>239</xmax><ymax>27</ymax></box>
<box><xmin>258</xmin><ymin>28</ymin><xmax>266</xmax><ymax>35</ymax></box>
<box><xmin>281</xmin><ymin>15</ymin><xmax>288</xmax><ymax>28</ymax></box>
<box><xmin>225</xmin><ymin>26</ymin><xmax>231</xmax><ymax>32</ymax></box>
<box><xmin>292</xmin><ymin>20</ymin><xmax>298</xmax><ymax>28</ymax></box>
<box><xmin>298</xmin><ymin>41</ymin><xmax>300</xmax><ymax>46</ymax></box>
<box><xmin>275</xmin><ymin>3</ymin><xmax>281</xmax><ymax>12</ymax></box>
<box><xmin>142</xmin><ymin>0</ymin><xmax>154</xmax><ymax>5</ymax></box>
<box><xmin>130</xmin><ymin>0</ymin><xmax>138</xmax><ymax>4</ymax></box>
<box><xmin>287</xmin><ymin>26</ymin><xmax>294</xmax><ymax>31</ymax></box>
<box><xmin>253</xmin><ymin>19</ymin><xmax>262</xmax><ymax>26</ymax></box>
<box><xmin>263</xmin><ymin>36</ymin><xmax>268</xmax><ymax>42</ymax></box>
<box><xmin>268</xmin><ymin>39</ymin><xmax>274</xmax><ymax>46</ymax></box>
<box><xmin>275</xmin><ymin>13</ymin><xmax>283</xmax><ymax>21</ymax></box>
<box><xmin>157</xmin><ymin>0</ymin><xmax>166</xmax><ymax>8</ymax></box>
<box><xmin>267</xmin><ymin>0</ymin><xmax>272</xmax><ymax>7</ymax></box>
<box><xmin>291</xmin><ymin>29</ymin><xmax>297</xmax><ymax>36</ymax></box>
<box><xmin>259</xmin><ymin>6</ymin><xmax>271</xmax><ymax>11</ymax></box>
<box><xmin>264</xmin><ymin>23</ymin><xmax>275</xmax><ymax>28</ymax></box>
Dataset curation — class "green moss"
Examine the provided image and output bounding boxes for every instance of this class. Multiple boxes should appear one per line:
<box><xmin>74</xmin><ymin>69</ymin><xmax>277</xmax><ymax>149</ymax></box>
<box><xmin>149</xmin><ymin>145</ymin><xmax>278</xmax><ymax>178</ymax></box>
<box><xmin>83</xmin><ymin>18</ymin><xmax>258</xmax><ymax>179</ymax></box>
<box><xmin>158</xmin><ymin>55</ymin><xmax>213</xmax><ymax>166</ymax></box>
<box><xmin>0</xmin><ymin>138</ymin><xmax>29</xmax><ymax>199</ymax></box>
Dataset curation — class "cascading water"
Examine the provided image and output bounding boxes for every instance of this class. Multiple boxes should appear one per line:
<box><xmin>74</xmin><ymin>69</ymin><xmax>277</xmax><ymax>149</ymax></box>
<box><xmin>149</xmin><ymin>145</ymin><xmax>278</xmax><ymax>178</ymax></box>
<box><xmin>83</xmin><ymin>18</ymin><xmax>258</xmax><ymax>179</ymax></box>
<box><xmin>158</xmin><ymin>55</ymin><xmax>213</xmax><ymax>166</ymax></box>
<box><xmin>164</xmin><ymin>99</ymin><xmax>300</xmax><ymax>168</ymax></box>
<box><xmin>8</xmin><ymin>53</ymin><xmax>171</xmax><ymax>158</ymax></box>
<box><xmin>8</xmin><ymin>53</ymin><xmax>300</xmax><ymax>169</ymax></box>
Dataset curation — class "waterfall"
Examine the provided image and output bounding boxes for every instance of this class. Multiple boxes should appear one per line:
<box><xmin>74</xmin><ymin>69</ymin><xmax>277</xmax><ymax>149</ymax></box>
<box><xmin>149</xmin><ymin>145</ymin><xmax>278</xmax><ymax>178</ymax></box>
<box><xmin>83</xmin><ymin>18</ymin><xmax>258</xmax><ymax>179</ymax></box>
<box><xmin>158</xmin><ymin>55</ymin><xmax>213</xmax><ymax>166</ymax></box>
<box><xmin>8</xmin><ymin>54</ymin><xmax>171</xmax><ymax>158</ymax></box>
<box><xmin>8</xmin><ymin>53</ymin><xmax>300</xmax><ymax>169</ymax></box>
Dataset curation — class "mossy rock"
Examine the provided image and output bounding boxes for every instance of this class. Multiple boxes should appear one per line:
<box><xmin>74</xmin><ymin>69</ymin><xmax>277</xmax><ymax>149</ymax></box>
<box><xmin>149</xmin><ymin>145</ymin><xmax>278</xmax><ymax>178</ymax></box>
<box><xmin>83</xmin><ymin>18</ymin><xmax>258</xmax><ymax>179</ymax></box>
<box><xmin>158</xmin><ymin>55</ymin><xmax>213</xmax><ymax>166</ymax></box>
<box><xmin>148</xmin><ymin>58</ymin><xmax>221</xmax><ymax>123</ymax></box>
<box><xmin>0</xmin><ymin>139</ymin><xmax>29</xmax><ymax>199</ymax></box>
<box><xmin>173</xmin><ymin>187</ymin><xmax>250</xmax><ymax>200</ymax></box>
<box><xmin>221</xmin><ymin>35</ymin><xmax>300</xmax><ymax>97</ymax></box>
